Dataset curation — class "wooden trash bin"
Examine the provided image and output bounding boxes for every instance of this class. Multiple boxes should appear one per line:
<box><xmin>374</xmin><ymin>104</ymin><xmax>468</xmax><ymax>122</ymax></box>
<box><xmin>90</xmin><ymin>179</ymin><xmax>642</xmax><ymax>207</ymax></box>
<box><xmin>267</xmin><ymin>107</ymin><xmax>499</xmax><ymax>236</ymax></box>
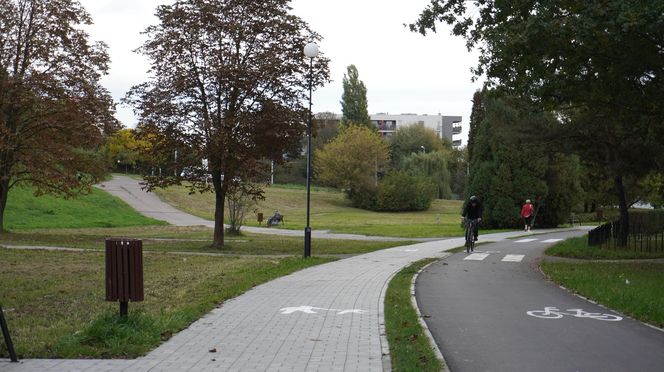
<box><xmin>105</xmin><ymin>238</ymin><xmax>144</xmax><ymax>316</ymax></box>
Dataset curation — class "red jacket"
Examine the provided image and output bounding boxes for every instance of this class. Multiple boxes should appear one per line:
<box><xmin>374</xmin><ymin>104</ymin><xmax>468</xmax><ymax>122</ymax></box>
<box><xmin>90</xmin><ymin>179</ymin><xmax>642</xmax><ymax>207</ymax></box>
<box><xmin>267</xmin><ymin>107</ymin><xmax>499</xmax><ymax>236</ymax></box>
<box><xmin>521</xmin><ymin>203</ymin><xmax>534</xmax><ymax>218</ymax></box>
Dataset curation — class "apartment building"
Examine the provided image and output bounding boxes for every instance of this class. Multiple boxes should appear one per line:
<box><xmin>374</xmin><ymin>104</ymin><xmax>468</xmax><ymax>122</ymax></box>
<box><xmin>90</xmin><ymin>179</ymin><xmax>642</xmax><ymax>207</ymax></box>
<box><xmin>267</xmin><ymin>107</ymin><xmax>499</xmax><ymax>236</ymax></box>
<box><xmin>315</xmin><ymin>112</ymin><xmax>464</xmax><ymax>148</ymax></box>
<box><xmin>371</xmin><ymin>113</ymin><xmax>463</xmax><ymax>147</ymax></box>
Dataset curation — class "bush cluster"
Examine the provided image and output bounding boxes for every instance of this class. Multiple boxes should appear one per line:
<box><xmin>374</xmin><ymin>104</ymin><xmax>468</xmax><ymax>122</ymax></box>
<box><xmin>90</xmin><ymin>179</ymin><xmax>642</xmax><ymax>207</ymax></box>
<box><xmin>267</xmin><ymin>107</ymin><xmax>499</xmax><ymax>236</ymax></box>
<box><xmin>350</xmin><ymin>172</ymin><xmax>435</xmax><ymax>212</ymax></box>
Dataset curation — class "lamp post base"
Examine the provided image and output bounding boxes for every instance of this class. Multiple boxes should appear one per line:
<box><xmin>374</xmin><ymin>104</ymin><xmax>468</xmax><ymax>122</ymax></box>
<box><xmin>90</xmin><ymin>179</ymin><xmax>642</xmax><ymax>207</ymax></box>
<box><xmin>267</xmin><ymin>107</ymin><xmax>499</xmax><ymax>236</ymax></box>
<box><xmin>304</xmin><ymin>227</ymin><xmax>311</xmax><ymax>258</ymax></box>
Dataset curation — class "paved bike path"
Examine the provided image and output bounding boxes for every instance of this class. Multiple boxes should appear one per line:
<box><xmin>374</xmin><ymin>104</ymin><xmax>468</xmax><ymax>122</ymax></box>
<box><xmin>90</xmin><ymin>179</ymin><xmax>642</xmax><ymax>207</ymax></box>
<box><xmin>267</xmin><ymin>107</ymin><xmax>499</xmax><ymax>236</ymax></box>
<box><xmin>416</xmin><ymin>230</ymin><xmax>664</xmax><ymax>372</ymax></box>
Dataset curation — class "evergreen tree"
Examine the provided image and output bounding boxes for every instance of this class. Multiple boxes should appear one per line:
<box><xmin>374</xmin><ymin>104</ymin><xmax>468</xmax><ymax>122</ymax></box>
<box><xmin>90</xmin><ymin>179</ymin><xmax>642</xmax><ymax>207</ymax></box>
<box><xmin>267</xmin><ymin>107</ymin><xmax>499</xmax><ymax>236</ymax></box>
<box><xmin>467</xmin><ymin>90</ymin><xmax>485</xmax><ymax>162</ymax></box>
<box><xmin>340</xmin><ymin>65</ymin><xmax>372</xmax><ymax>128</ymax></box>
<box><xmin>465</xmin><ymin>93</ymin><xmax>580</xmax><ymax>228</ymax></box>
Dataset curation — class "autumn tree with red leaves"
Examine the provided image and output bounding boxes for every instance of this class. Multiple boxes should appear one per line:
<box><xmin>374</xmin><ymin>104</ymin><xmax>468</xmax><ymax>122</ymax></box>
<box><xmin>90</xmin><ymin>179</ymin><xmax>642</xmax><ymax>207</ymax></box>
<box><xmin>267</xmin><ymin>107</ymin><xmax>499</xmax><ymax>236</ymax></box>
<box><xmin>126</xmin><ymin>0</ymin><xmax>329</xmax><ymax>247</ymax></box>
<box><xmin>0</xmin><ymin>0</ymin><xmax>118</xmax><ymax>232</ymax></box>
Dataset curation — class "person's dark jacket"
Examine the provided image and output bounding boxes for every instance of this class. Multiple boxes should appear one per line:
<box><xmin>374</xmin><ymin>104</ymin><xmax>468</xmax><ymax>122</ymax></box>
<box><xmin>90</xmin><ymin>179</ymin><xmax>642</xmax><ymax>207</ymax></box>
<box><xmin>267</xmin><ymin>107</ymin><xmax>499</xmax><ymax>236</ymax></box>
<box><xmin>462</xmin><ymin>201</ymin><xmax>483</xmax><ymax>220</ymax></box>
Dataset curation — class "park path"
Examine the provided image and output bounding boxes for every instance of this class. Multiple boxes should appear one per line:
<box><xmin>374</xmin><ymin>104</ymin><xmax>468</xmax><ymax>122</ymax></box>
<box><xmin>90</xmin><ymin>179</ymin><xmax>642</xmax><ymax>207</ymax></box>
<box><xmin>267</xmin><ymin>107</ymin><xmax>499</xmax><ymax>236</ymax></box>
<box><xmin>97</xmin><ymin>175</ymin><xmax>432</xmax><ymax>242</ymax></box>
<box><xmin>1</xmin><ymin>229</ymin><xmax>570</xmax><ymax>372</ymax></box>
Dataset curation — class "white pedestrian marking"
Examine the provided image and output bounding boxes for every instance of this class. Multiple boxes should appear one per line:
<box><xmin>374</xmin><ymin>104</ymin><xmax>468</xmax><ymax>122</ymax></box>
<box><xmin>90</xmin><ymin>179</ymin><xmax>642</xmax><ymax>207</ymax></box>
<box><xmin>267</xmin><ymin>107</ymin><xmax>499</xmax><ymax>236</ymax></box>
<box><xmin>280</xmin><ymin>306</ymin><xmax>367</xmax><ymax>315</ymax></box>
<box><xmin>527</xmin><ymin>307</ymin><xmax>622</xmax><ymax>321</ymax></box>
<box><xmin>515</xmin><ymin>238</ymin><xmax>538</xmax><ymax>243</ymax></box>
<box><xmin>541</xmin><ymin>239</ymin><xmax>563</xmax><ymax>243</ymax></box>
<box><xmin>279</xmin><ymin>306</ymin><xmax>323</xmax><ymax>314</ymax></box>
<box><xmin>502</xmin><ymin>254</ymin><xmax>525</xmax><ymax>262</ymax></box>
<box><xmin>464</xmin><ymin>253</ymin><xmax>490</xmax><ymax>261</ymax></box>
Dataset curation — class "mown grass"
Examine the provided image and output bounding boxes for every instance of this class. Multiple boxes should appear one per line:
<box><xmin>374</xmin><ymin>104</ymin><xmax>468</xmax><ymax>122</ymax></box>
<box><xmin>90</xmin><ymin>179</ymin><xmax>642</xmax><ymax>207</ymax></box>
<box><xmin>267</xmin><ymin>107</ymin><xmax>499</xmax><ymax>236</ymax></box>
<box><xmin>5</xmin><ymin>185</ymin><xmax>165</xmax><ymax>230</ymax></box>
<box><xmin>155</xmin><ymin>183</ymin><xmax>474</xmax><ymax>238</ymax></box>
<box><xmin>0</xmin><ymin>226</ymin><xmax>412</xmax><ymax>256</ymax></box>
<box><xmin>541</xmin><ymin>261</ymin><xmax>664</xmax><ymax>329</ymax></box>
<box><xmin>0</xmin><ymin>248</ymin><xmax>334</xmax><ymax>358</ymax></box>
<box><xmin>545</xmin><ymin>237</ymin><xmax>664</xmax><ymax>259</ymax></box>
<box><xmin>385</xmin><ymin>258</ymin><xmax>443</xmax><ymax>372</ymax></box>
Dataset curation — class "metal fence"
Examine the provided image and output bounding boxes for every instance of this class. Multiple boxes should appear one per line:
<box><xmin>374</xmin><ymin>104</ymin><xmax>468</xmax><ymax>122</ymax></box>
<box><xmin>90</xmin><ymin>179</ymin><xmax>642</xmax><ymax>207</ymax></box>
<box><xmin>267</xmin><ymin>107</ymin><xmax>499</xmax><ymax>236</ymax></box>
<box><xmin>588</xmin><ymin>219</ymin><xmax>664</xmax><ymax>252</ymax></box>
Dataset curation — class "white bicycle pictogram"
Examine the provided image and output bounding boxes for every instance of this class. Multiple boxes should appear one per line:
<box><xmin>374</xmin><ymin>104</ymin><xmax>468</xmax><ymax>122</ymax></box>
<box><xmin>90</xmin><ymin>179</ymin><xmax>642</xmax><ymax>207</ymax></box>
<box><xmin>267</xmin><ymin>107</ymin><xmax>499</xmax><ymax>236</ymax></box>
<box><xmin>527</xmin><ymin>307</ymin><xmax>622</xmax><ymax>321</ymax></box>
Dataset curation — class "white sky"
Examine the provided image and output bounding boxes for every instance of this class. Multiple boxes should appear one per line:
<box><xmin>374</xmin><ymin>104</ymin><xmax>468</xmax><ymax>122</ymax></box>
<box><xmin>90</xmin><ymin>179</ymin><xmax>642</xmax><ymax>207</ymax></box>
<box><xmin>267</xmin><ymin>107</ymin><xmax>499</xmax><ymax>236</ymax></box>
<box><xmin>79</xmin><ymin>0</ymin><xmax>482</xmax><ymax>145</ymax></box>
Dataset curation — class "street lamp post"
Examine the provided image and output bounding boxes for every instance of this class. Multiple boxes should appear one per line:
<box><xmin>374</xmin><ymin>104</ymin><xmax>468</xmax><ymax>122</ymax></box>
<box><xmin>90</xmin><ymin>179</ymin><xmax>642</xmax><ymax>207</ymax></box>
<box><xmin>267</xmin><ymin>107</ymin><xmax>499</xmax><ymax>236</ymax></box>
<box><xmin>303</xmin><ymin>42</ymin><xmax>319</xmax><ymax>258</ymax></box>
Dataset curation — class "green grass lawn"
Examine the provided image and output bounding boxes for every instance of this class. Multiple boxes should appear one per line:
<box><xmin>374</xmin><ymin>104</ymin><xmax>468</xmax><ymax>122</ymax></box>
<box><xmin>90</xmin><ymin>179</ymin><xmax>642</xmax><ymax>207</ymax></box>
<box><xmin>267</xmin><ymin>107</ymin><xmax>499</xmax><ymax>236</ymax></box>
<box><xmin>385</xmin><ymin>258</ymin><xmax>443</xmax><ymax>371</ymax></box>
<box><xmin>0</xmin><ymin>226</ymin><xmax>412</xmax><ymax>256</ymax></box>
<box><xmin>0</xmin><ymin>248</ymin><xmax>334</xmax><ymax>358</ymax></box>
<box><xmin>541</xmin><ymin>261</ymin><xmax>664</xmax><ymax>329</ymax></box>
<box><xmin>545</xmin><ymin>236</ymin><xmax>664</xmax><ymax>259</ymax></box>
<box><xmin>155</xmin><ymin>183</ymin><xmax>475</xmax><ymax>238</ymax></box>
<box><xmin>5</xmin><ymin>185</ymin><xmax>165</xmax><ymax>230</ymax></box>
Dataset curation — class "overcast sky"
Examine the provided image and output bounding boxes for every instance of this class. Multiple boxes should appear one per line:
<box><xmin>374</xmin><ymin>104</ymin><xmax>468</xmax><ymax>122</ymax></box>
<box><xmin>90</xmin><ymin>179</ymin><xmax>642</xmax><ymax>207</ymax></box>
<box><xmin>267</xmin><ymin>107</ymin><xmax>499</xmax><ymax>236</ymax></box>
<box><xmin>79</xmin><ymin>0</ymin><xmax>482</xmax><ymax>145</ymax></box>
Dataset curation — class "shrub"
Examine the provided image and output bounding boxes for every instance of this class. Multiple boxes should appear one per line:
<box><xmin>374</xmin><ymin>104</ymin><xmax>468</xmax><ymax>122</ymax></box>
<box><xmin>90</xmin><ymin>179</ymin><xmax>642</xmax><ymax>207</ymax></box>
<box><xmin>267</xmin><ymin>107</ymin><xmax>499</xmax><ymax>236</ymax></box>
<box><xmin>372</xmin><ymin>171</ymin><xmax>435</xmax><ymax>212</ymax></box>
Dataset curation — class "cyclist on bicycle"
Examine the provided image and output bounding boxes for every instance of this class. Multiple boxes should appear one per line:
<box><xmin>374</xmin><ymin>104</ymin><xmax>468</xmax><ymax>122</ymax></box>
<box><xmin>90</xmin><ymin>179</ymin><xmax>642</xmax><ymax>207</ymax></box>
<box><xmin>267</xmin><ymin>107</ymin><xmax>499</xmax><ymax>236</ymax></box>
<box><xmin>462</xmin><ymin>196</ymin><xmax>483</xmax><ymax>241</ymax></box>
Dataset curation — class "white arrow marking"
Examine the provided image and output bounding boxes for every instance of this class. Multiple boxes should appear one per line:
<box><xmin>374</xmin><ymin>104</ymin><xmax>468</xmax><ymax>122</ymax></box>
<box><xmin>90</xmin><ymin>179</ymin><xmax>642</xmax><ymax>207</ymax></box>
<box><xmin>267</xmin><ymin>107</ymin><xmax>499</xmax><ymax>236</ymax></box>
<box><xmin>337</xmin><ymin>309</ymin><xmax>367</xmax><ymax>315</ymax></box>
<box><xmin>280</xmin><ymin>306</ymin><xmax>367</xmax><ymax>315</ymax></box>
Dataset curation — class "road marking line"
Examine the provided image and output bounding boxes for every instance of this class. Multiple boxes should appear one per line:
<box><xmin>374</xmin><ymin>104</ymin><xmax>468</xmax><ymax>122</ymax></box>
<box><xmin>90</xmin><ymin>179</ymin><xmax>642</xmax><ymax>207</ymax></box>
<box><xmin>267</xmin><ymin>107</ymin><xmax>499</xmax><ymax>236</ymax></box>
<box><xmin>464</xmin><ymin>253</ymin><xmax>490</xmax><ymax>261</ymax></box>
<box><xmin>541</xmin><ymin>239</ymin><xmax>563</xmax><ymax>243</ymax></box>
<box><xmin>502</xmin><ymin>254</ymin><xmax>525</xmax><ymax>262</ymax></box>
<box><xmin>515</xmin><ymin>238</ymin><xmax>538</xmax><ymax>243</ymax></box>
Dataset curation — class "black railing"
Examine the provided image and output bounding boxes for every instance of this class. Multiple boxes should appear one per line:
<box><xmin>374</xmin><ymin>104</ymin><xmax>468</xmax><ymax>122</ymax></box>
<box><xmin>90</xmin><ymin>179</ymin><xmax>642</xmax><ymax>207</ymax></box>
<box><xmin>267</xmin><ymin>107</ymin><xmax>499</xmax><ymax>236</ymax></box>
<box><xmin>588</xmin><ymin>218</ymin><xmax>664</xmax><ymax>252</ymax></box>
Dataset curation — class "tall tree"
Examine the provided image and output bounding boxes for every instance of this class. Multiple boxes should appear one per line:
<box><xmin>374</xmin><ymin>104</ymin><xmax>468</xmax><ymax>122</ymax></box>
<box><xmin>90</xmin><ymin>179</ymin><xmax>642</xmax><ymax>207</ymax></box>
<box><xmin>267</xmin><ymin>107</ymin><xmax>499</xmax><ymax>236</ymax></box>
<box><xmin>467</xmin><ymin>90</ymin><xmax>485</xmax><ymax>162</ymax></box>
<box><xmin>340</xmin><ymin>64</ymin><xmax>372</xmax><ymax>128</ymax></box>
<box><xmin>0</xmin><ymin>0</ymin><xmax>117</xmax><ymax>232</ymax></box>
<box><xmin>401</xmin><ymin>151</ymin><xmax>452</xmax><ymax>199</ymax></box>
<box><xmin>413</xmin><ymin>0</ymin><xmax>664</xmax><ymax>245</ymax></box>
<box><xmin>390</xmin><ymin>123</ymin><xmax>446</xmax><ymax>165</ymax></box>
<box><xmin>126</xmin><ymin>0</ymin><xmax>329</xmax><ymax>247</ymax></box>
<box><xmin>315</xmin><ymin>125</ymin><xmax>389</xmax><ymax>198</ymax></box>
<box><xmin>465</xmin><ymin>93</ymin><xmax>580</xmax><ymax>228</ymax></box>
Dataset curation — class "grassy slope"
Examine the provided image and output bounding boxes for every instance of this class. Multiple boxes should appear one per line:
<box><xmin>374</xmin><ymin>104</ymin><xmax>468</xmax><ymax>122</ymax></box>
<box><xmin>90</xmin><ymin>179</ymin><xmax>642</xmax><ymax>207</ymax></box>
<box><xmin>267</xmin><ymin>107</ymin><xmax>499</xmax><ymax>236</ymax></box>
<box><xmin>0</xmin><ymin>248</ymin><xmax>333</xmax><ymax>358</ymax></box>
<box><xmin>5</xmin><ymin>186</ymin><xmax>165</xmax><ymax>230</ymax></box>
<box><xmin>155</xmin><ymin>184</ymin><xmax>482</xmax><ymax>238</ymax></box>
<box><xmin>541</xmin><ymin>261</ymin><xmax>664</xmax><ymax>328</ymax></box>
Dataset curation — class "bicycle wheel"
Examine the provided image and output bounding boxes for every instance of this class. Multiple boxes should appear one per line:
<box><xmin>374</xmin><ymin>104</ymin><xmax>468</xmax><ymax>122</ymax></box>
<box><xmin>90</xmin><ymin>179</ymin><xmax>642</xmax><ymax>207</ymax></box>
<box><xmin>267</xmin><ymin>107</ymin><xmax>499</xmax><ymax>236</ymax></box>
<box><xmin>526</xmin><ymin>310</ymin><xmax>562</xmax><ymax>319</ymax></box>
<box><xmin>589</xmin><ymin>314</ymin><xmax>623</xmax><ymax>321</ymax></box>
<box><xmin>465</xmin><ymin>227</ymin><xmax>472</xmax><ymax>253</ymax></box>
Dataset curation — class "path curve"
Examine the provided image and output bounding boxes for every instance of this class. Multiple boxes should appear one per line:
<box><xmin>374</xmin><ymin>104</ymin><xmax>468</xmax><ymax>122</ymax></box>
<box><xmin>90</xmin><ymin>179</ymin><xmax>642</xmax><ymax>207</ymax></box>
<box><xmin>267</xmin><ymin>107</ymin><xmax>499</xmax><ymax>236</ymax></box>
<box><xmin>2</xmin><ymin>229</ymin><xmax>564</xmax><ymax>371</ymax></box>
<box><xmin>416</xmin><ymin>231</ymin><xmax>664</xmax><ymax>371</ymax></box>
<box><xmin>97</xmin><ymin>175</ymin><xmax>431</xmax><ymax>242</ymax></box>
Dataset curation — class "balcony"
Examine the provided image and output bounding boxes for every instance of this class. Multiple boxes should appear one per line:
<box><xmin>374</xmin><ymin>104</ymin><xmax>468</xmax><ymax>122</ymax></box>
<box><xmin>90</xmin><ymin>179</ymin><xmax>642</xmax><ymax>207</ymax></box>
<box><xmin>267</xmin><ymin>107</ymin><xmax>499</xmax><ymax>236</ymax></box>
<box><xmin>452</xmin><ymin>121</ymin><xmax>462</xmax><ymax>135</ymax></box>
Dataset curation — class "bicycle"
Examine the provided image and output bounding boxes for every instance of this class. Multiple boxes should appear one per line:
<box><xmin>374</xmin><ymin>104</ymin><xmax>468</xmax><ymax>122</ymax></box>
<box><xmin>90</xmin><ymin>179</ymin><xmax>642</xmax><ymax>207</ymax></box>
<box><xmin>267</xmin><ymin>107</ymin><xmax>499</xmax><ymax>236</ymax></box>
<box><xmin>464</xmin><ymin>218</ymin><xmax>478</xmax><ymax>253</ymax></box>
<box><xmin>526</xmin><ymin>307</ymin><xmax>622</xmax><ymax>321</ymax></box>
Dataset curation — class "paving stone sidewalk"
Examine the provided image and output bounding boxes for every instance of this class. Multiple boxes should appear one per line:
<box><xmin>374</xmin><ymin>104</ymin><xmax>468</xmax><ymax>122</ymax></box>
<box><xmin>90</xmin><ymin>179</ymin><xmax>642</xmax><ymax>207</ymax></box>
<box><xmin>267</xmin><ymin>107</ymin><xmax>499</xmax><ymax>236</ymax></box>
<box><xmin>0</xmin><ymin>229</ymin><xmax>563</xmax><ymax>372</ymax></box>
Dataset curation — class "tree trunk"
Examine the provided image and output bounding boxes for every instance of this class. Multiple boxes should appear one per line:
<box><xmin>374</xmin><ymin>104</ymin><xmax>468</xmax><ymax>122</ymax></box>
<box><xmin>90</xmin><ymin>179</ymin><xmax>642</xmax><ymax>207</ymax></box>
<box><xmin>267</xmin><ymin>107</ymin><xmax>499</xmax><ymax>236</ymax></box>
<box><xmin>614</xmin><ymin>175</ymin><xmax>629</xmax><ymax>247</ymax></box>
<box><xmin>0</xmin><ymin>178</ymin><xmax>10</xmax><ymax>234</ymax></box>
<box><xmin>213</xmin><ymin>186</ymin><xmax>226</xmax><ymax>248</ymax></box>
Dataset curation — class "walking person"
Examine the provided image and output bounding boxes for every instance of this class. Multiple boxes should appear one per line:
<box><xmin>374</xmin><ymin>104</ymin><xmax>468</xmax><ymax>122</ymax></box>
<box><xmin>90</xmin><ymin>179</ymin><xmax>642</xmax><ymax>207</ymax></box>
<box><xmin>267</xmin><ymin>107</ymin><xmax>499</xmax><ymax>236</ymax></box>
<box><xmin>521</xmin><ymin>199</ymin><xmax>534</xmax><ymax>232</ymax></box>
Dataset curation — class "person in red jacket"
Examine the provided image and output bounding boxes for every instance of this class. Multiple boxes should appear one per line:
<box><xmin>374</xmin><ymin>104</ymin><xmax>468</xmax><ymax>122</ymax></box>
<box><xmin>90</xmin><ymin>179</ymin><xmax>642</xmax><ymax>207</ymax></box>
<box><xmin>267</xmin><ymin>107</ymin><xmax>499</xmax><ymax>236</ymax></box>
<box><xmin>521</xmin><ymin>199</ymin><xmax>534</xmax><ymax>231</ymax></box>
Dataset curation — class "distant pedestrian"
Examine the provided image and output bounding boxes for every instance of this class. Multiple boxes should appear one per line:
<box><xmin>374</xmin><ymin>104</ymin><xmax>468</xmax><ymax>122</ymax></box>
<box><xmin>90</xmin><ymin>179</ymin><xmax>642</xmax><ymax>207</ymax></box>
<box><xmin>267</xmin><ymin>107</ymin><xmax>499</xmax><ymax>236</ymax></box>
<box><xmin>521</xmin><ymin>199</ymin><xmax>534</xmax><ymax>232</ymax></box>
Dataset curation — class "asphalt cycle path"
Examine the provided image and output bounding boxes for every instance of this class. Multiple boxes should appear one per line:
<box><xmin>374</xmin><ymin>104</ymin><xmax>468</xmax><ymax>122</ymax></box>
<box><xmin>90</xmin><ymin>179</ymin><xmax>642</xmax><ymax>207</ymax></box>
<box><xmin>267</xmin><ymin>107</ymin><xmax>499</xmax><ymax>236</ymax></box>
<box><xmin>416</xmin><ymin>230</ymin><xmax>664</xmax><ymax>372</ymax></box>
